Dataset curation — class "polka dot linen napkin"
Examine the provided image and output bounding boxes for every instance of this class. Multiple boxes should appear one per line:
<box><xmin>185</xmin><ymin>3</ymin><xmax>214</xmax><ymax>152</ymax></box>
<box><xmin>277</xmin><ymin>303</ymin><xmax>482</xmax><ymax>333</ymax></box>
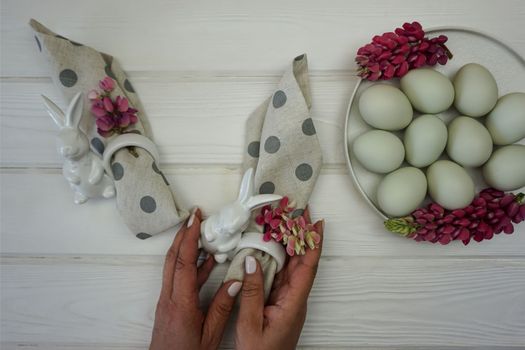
<box><xmin>30</xmin><ymin>19</ymin><xmax>188</xmax><ymax>239</ymax></box>
<box><xmin>224</xmin><ymin>55</ymin><xmax>323</xmax><ymax>297</ymax></box>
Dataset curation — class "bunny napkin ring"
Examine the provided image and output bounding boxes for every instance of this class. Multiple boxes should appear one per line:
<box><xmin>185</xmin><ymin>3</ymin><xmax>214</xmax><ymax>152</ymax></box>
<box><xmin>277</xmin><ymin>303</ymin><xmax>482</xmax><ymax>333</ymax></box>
<box><xmin>42</xmin><ymin>92</ymin><xmax>115</xmax><ymax>204</ymax></box>
<box><xmin>200</xmin><ymin>167</ymin><xmax>286</xmax><ymax>269</ymax></box>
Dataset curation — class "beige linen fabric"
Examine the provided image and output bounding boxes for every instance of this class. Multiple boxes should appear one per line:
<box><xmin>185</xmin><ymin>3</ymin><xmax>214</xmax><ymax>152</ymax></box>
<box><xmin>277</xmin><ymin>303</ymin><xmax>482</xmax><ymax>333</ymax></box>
<box><xmin>110</xmin><ymin>147</ymin><xmax>187</xmax><ymax>239</ymax></box>
<box><xmin>30</xmin><ymin>19</ymin><xmax>187</xmax><ymax>238</ymax></box>
<box><xmin>225</xmin><ymin>55</ymin><xmax>323</xmax><ymax>297</ymax></box>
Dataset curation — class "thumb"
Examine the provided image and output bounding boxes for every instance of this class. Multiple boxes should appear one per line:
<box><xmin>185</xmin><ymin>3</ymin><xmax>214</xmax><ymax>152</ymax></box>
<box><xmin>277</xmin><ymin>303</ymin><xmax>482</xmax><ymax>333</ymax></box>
<box><xmin>202</xmin><ymin>280</ymin><xmax>242</xmax><ymax>348</ymax></box>
<box><xmin>238</xmin><ymin>255</ymin><xmax>264</xmax><ymax>333</ymax></box>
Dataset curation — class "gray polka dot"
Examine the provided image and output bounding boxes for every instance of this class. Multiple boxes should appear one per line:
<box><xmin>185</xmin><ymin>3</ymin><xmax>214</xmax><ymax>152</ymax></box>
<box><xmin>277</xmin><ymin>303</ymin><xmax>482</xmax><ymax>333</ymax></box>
<box><xmin>105</xmin><ymin>65</ymin><xmax>116</xmax><ymax>79</ymax></box>
<box><xmin>111</xmin><ymin>162</ymin><xmax>124</xmax><ymax>181</ymax></box>
<box><xmin>259</xmin><ymin>181</ymin><xmax>275</xmax><ymax>194</ymax></box>
<box><xmin>264</xmin><ymin>136</ymin><xmax>281</xmax><ymax>154</ymax></box>
<box><xmin>124</xmin><ymin>79</ymin><xmax>135</xmax><ymax>93</ymax></box>
<box><xmin>136</xmin><ymin>232</ymin><xmax>152</xmax><ymax>240</ymax></box>
<box><xmin>291</xmin><ymin>209</ymin><xmax>304</xmax><ymax>218</ymax></box>
<box><xmin>295</xmin><ymin>163</ymin><xmax>313</xmax><ymax>181</ymax></box>
<box><xmin>91</xmin><ymin>137</ymin><xmax>105</xmax><ymax>154</ymax></box>
<box><xmin>272</xmin><ymin>90</ymin><xmax>287</xmax><ymax>108</ymax></box>
<box><xmin>140</xmin><ymin>196</ymin><xmax>157</xmax><ymax>213</ymax></box>
<box><xmin>152</xmin><ymin>162</ymin><xmax>170</xmax><ymax>186</ymax></box>
<box><xmin>302</xmin><ymin>118</ymin><xmax>316</xmax><ymax>136</ymax></box>
<box><xmin>59</xmin><ymin>69</ymin><xmax>78</xmax><ymax>87</ymax></box>
<box><xmin>247</xmin><ymin>141</ymin><xmax>260</xmax><ymax>158</ymax></box>
<box><xmin>294</xmin><ymin>54</ymin><xmax>305</xmax><ymax>61</ymax></box>
<box><xmin>34</xmin><ymin>35</ymin><xmax>42</xmax><ymax>52</ymax></box>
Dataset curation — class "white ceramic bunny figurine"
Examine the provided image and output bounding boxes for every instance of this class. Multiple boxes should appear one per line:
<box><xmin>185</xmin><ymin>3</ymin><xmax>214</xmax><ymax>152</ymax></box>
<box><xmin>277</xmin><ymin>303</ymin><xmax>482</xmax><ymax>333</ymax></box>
<box><xmin>200</xmin><ymin>168</ymin><xmax>282</xmax><ymax>263</ymax></box>
<box><xmin>42</xmin><ymin>92</ymin><xmax>115</xmax><ymax>204</ymax></box>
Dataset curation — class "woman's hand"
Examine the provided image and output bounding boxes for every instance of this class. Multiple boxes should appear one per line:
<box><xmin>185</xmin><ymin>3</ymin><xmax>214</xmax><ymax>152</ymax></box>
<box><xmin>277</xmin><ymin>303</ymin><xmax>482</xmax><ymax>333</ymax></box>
<box><xmin>150</xmin><ymin>208</ymin><xmax>242</xmax><ymax>350</ymax></box>
<box><xmin>234</xmin><ymin>209</ymin><xmax>324</xmax><ymax>350</ymax></box>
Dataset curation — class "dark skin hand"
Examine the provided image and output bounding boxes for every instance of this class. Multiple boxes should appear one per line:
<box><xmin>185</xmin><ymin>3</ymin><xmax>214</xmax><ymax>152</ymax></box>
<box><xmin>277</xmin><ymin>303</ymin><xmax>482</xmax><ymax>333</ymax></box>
<box><xmin>149</xmin><ymin>208</ymin><xmax>242</xmax><ymax>350</ymax></box>
<box><xmin>235</xmin><ymin>208</ymin><xmax>324</xmax><ymax>350</ymax></box>
<box><xmin>149</xmin><ymin>207</ymin><xmax>324</xmax><ymax>350</ymax></box>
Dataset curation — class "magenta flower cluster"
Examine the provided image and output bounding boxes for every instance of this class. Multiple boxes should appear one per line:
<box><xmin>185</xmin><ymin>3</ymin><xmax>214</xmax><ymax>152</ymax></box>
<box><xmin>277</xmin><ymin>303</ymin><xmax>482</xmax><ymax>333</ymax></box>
<box><xmin>386</xmin><ymin>189</ymin><xmax>525</xmax><ymax>245</ymax></box>
<box><xmin>256</xmin><ymin>197</ymin><xmax>321</xmax><ymax>256</ymax></box>
<box><xmin>356</xmin><ymin>21</ymin><xmax>453</xmax><ymax>81</ymax></box>
<box><xmin>89</xmin><ymin>77</ymin><xmax>138</xmax><ymax>137</ymax></box>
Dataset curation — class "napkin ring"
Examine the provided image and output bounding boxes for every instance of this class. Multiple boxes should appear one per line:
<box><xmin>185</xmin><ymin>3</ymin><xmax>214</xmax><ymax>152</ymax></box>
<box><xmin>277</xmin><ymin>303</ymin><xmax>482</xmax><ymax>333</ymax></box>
<box><xmin>102</xmin><ymin>133</ymin><xmax>160</xmax><ymax>178</ymax></box>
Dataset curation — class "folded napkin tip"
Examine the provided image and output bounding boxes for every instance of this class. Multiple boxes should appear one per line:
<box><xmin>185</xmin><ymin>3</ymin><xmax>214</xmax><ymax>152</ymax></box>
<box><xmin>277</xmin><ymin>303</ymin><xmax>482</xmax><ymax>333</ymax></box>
<box><xmin>29</xmin><ymin>18</ymin><xmax>54</xmax><ymax>36</ymax></box>
<box><xmin>29</xmin><ymin>18</ymin><xmax>41</xmax><ymax>31</ymax></box>
<box><xmin>294</xmin><ymin>53</ymin><xmax>307</xmax><ymax>61</ymax></box>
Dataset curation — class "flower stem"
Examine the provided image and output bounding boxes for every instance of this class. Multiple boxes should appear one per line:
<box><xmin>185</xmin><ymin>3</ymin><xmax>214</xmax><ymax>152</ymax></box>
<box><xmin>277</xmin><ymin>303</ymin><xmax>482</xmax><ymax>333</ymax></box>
<box><xmin>384</xmin><ymin>217</ymin><xmax>419</xmax><ymax>237</ymax></box>
<box><xmin>128</xmin><ymin>146</ymin><xmax>139</xmax><ymax>158</ymax></box>
<box><xmin>442</xmin><ymin>44</ymin><xmax>453</xmax><ymax>59</ymax></box>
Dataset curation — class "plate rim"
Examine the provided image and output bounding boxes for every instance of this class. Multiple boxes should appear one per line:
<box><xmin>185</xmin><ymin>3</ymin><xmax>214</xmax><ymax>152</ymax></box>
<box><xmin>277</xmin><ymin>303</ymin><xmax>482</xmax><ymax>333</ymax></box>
<box><xmin>343</xmin><ymin>26</ymin><xmax>525</xmax><ymax>221</ymax></box>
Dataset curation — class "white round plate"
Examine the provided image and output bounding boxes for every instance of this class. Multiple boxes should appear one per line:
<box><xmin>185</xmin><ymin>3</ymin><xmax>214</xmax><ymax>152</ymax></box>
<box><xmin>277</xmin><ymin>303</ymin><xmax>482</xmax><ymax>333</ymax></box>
<box><xmin>344</xmin><ymin>27</ymin><xmax>525</xmax><ymax>220</ymax></box>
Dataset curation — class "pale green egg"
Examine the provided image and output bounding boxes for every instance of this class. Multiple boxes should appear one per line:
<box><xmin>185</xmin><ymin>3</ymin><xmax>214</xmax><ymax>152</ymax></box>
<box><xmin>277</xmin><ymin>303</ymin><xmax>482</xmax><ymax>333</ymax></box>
<box><xmin>352</xmin><ymin>130</ymin><xmax>405</xmax><ymax>174</ymax></box>
<box><xmin>404</xmin><ymin>114</ymin><xmax>447</xmax><ymax>167</ymax></box>
<box><xmin>483</xmin><ymin>144</ymin><xmax>525</xmax><ymax>191</ymax></box>
<box><xmin>400</xmin><ymin>68</ymin><xmax>455</xmax><ymax>114</ymax></box>
<box><xmin>427</xmin><ymin>160</ymin><xmax>475</xmax><ymax>210</ymax></box>
<box><xmin>447</xmin><ymin>116</ymin><xmax>493</xmax><ymax>167</ymax></box>
<box><xmin>453</xmin><ymin>63</ymin><xmax>498</xmax><ymax>117</ymax></box>
<box><xmin>358</xmin><ymin>84</ymin><xmax>413</xmax><ymax>130</ymax></box>
<box><xmin>377</xmin><ymin>167</ymin><xmax>427</xmax><ymax>217</ymax></box>
<box><xmin>486</xmin><ymin>92</ymin><xmax>525</xmax><ymax>145</ymax></box>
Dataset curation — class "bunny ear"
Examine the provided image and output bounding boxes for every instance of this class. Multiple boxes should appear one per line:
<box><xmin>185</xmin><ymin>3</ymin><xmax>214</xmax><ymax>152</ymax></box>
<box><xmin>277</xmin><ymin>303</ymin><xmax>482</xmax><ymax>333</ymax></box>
<box><xmin>65</xmin><ymin>92</ymin><xmax>84</xmax><ymax>128</ymax></box>
<box><xmin>42</xmin><ymin>95</ymin><xmax>65</xmax><ymax>128</ymax></box>
<box><xmin>237</xmin><ymin>167</ymin><xmax>255</xmax><ymax>204</ymax></box>
<box><xmin>245</xmin><ymin>194</ymin><xmax>282</xmax><ymax>211</ymax></box>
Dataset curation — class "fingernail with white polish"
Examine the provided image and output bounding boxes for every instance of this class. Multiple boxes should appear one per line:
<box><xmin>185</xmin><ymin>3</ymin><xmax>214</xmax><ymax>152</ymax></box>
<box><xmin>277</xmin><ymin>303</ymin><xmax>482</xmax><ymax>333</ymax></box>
<box><xmin>187</xmin><ymin>208</ymin><xmax>197</xmax><ymax>228</ymax></box>
<box><xmin>227</xmin><ymin>281</ymin><xmax>242</xmax><ymax>297</ymax></box>
<box><xmin>245</xmin><ymin>256</ymin><xmax>256</xmax><ymax>274</ymax></box>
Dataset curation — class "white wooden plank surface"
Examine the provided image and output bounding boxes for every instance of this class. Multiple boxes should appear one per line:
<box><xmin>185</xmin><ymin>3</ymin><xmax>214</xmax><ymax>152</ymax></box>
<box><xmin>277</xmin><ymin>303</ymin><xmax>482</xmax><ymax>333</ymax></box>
<box><xmin>2</xmin><ymin>0</ymin><xmax>525</xmax><ymax>348</ymax></box>
<box><xmin>2</xmin><ymin>256</ymin><xmax>525</xmax><ymax>347</ymax></box>
<box><xmin>0</xmin><ymin>76</ymin><xmax>354</xmax><ymax>167</ymax></box>
<box><xmin>1</xmin><ymin>0</ymin><xmax>525</xmax><ymax>76</ymax></box>
<box><xmin>2</xmin><ymin>171</ymin><xmax>525</xmax><ymax>257</ymax></box>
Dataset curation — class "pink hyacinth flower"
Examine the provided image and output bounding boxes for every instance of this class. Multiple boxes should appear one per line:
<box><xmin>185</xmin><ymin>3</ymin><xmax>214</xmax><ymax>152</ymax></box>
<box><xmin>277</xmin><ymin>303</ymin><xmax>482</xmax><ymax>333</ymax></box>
<box><xmin>254</xmin><ymin>195</ymin><xmax>321</xmax><ymax>256</ymax></box>
<box><xmin>99</xmin><ymin>77</ymin><xmax>115</xmax><ymax>92</ymax></box>
<box><xmin>97</xmin><ymin>128</ymin><xmax>115</xmax><ymax>138</ymax></box>
<box><xmin>103</xmin><ymin>97</ymin><xmax>114</xmax><ymax>113</ymax></box>
<box><xmin>286</xmin><ymin>236</ymin><xmax>296</xmax><ymax>256</ymax></box>
<box><xmin>263</xmin><ymin>230</ymin><xmax>272</xmax><ymax>242</ymax></box>
<box><xmin>279</xmin><ymin>196</ymin><xmax>289</xmax><ymax>209</ymax></box>
<box><xmin>87</xmin><ymin>89</ymin><xmax>100</xmax><ymax>100</ymax></box>
<box><xmin>255</xmin><ymin>214</ymin><xmax>265</xmax><ymax>226</ymax></box>
<box><xmin>355</xmin><ymin>21</ymin><xmax>452</xmax><ymax>81</ymax></box>
<box><xmin>91</xmin><ymin>107</ymin><xmax>107</xmax><ymax>118</ymax></box>
<box><xmin>91</xmin><ymin>102</ymin><xmax>107</xmax><ymax>118</ymax></box>
<box><xmin>96</xmin><ymin>114</ymin><xmax>115</xmax><ymax>132</ymax></box>
<box><xmin>297</xmin><ymin>216</ymin><xmax>306</xmax><ymax>229</ymax></box>
<box><xmin>118</xmin><ymin>113</ymin><xmax>131</xmax><ymax>128</ymax></box>
<box><xmin>305</xmin><ymin>231</ymin><xmax>321</xmax><ymax>250</ymax></box>
<box><xmin>129</xmin><ymin>113</ymin><xmax>138</xmax><ymax>124</ymax></box>
<box><xmin>116</xmin><ymin>96</ymin><xmax>129</xmax><ymax>112</ymax></box>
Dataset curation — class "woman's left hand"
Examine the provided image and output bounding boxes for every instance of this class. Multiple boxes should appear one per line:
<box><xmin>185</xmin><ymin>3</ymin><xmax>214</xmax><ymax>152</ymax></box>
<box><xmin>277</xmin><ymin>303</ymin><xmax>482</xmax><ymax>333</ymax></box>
<box><xmin>149</xmin><ymin>208</ymin><xmax>242</xmax><ymax>350</ymax></box>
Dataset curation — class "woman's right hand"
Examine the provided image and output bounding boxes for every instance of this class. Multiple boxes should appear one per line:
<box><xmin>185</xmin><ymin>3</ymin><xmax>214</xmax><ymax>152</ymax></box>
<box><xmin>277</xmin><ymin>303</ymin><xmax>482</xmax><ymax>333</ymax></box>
<box><xmin>234</xmin><ymin>209</ymin><xmax>324</xmax><ymax>350</ymax></box>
